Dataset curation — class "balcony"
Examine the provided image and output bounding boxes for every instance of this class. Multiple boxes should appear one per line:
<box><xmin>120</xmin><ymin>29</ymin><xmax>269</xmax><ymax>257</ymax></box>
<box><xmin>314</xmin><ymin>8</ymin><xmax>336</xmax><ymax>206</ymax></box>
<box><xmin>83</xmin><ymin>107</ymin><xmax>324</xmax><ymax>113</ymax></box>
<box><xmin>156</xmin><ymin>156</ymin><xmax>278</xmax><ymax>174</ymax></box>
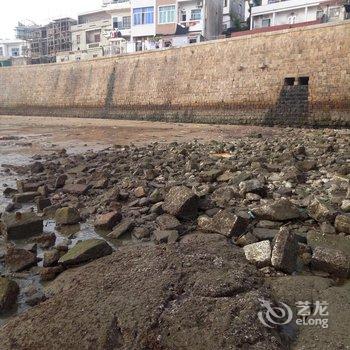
<box><xmin>102</xmin><ymin>0</ymin><xmax>130</xmax><ymax>10</ymax></box>
<box><xmin>252</xmin><ymin>0</ymin><xmax>322</xmax><ymax>15</ymax></box>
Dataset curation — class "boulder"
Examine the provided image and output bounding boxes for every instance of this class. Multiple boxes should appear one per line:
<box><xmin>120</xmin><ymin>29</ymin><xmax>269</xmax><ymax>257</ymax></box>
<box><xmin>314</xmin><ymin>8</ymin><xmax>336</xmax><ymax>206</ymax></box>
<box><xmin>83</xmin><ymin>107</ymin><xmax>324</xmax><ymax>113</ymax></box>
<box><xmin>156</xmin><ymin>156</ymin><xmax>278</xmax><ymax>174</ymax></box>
<box><xmin>55</xmin><ymin>207</ymin><xmax>81</xmax><ymax>226</ymax></box>
<box><xmin>153</xmin><ymin>230</ymin><xmax>179</xmax><ymax>244</ymax></box>
<box><xmin>0</xmin><ymin>212</ymin><xmax>43</xmax><ymax>240</ymax></box>
<box><xmin>341</xmin><ymin>200</ymin><xmax>350</xmax><ymax>212</ymax></box>
<box><xmin>162</xmin><ymin>186</ymin><xmax>198</xmax><ymax>219</ymax></box>
<box><xmin>55</xmin><ymin>174</ymin><xmax>67</xmax><ymax>189</ymax></box>
<box><xmin>30</xmin><ymin>232</ymin><xmax>56</xmax><ymax>249</ymax></box>
<box><xmin>108</xmin><ymin>219</ymin><xmax>134</xmax><ymax>239</ymax></box>
<box><xmin>239</xmin><ymin>179</ymin><xmax>267</xmax><ymax>197</ymax></box>
<box><xmin>16</xmin><ymin>180</ymin><xmax>43</xmax><ymax>193</ymax></box>
<box><xmin>62</xmin><ymin>184</ymin><xmax>89</xmax><ymax>195</ymax></box>
<box><xmin>43</xmin><ymin>250</ymin><xmax>61</xmax><ymax>267</ymax></box>
<box><xmin>308</xmin><ymin>198</ymin><xmax>336</xmax><ymax>223</ymax></box>
<box><xmin>36</xmin><ymin>197</ymin><xmax>52</xmax><ymax>212</ymax></box>
<box><xmin>5</xmin><ymin>246</ymin><xmax>37</xmax><ymax>272</ymax></box>
<box><xmin>211</xmin><ymin>210</ymin><xmax>248</xmax><ymax>237</ymax></box>
<box><xmin>243</xmin><ymin>240</ymin><xmax>271</xmax><ymax>267</ymax></box>
<box><xmin>311</xmin><ymin>246</ymin><xmax>349</xmax><ymax>278</ymax></box>
<box><xmin>0</xmin><ymin>277</ymin><xmax>19</xmax><ymax>311</ymax></box>
<box><xmin>334</xmin><ymin>214</ymin><xmax>350</xmax><ymax>234</ymax></box>
<box><xmin>134</xmin><ymin>186</ymin><xmax>147</xmax><ymax>198</ymax></box>
<box><xmin>252</xmin><ymin>199</ymin><xmax>301</xmax><ymax>221</ymax></box>
<box><xmin>39</xmin><ymin>266</ymin><xmax>64</xmax><ymax>282</ymax></box>
<box><xmin>156</xmin><ymin>214</ymin><xmax>181</xmax><ymax>230</ymax></box>
<box><xmin>94</xmin><ymin>211</ymin><xmax>122</xmax><ymax>231</ymax></box>
<box><xmin>13</xmin><ymin>191</ymin><xmax>40</xmax><ymax>204</ymax></box>
<box><xmin>30</xmin><ymin>161</ymin><xmax>44</xmax><ymax>173</ymax></box>
<box><xmin>132</xmin><ymin>227</ymin><xmax>150</xmax><ymax>240</ymax></box>
<box><xmin>0</xmin><ymin>241</ymin><xmax>282</xmax><ymax>349</ymax></box>
<box><xmin>252</xmin><ymin>228</ymin><xmax>279</xmax><ymax>241</ymax></box>
<box><xmin>3</xmin><ymin>187</ymin><xmax>18</xmax><ymax>197</ymax></box>
<box><xmin>58</xmin><ymin>239</ymin><xmax>113</xmax><ymax>267</ymax></box>
<box><xmin>271</xmin><ymin>227</ymin><xmax>298</xmax><ymax>273</ymax></box>
<box><xmin>307</xmin><ymin>231</ymin><xmax>350</xmax><ymax>258</ymax></box>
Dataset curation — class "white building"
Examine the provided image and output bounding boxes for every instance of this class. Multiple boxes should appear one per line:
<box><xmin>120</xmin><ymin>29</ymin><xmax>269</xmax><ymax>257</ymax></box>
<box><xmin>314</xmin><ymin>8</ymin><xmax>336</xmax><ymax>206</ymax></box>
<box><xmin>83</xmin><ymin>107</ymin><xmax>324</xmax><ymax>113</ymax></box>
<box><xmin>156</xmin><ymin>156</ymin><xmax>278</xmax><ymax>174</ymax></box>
<box><xmin>251</xmin><ymin>0</ymin><xmax>347</xmax><ymax>29</ymax></box>
<box><xmin>0</xmin><ymin>39</ymin><xmax>28</xmax><ymax>59</ymax></box>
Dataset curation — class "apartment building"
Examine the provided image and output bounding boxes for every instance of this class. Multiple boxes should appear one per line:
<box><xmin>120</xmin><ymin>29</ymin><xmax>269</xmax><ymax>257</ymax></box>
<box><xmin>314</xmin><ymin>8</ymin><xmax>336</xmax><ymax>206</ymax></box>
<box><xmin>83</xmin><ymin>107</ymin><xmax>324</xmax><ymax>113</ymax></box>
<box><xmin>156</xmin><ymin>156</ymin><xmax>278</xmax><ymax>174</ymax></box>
<box><xmin>251</xmin><ymin>0</ymin><xmax>348</xmax><ymax>29</ymax></box>
<box><xmin>15</xmin><ymin>18</ymin><xmax>77</xmax><ymax>64</ymax></box>
<box><xmin>57</xmin><ymin>0</ymin><xmax>226</xmax><ymax>62</ymax></box>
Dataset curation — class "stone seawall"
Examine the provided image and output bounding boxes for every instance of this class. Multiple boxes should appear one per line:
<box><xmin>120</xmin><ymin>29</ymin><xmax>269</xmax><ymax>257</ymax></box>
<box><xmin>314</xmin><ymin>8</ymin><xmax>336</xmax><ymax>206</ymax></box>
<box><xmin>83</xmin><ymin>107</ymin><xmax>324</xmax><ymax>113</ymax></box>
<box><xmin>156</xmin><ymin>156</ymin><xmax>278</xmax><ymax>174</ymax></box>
<box><xmin>0</xmin><ymin>21</ymin><xmax>349</xmax><ymax>127</ymax></box>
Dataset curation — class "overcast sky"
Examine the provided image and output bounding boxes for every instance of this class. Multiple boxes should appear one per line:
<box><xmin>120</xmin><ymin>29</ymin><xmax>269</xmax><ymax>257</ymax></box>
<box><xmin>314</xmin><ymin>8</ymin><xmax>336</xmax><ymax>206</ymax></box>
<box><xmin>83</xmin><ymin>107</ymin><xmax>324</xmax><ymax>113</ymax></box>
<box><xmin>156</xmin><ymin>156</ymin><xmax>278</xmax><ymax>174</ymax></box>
<box><xmin>0</xmin><ymin>0</ymin><xmax>101</xmax><ymax>40</ymax></box>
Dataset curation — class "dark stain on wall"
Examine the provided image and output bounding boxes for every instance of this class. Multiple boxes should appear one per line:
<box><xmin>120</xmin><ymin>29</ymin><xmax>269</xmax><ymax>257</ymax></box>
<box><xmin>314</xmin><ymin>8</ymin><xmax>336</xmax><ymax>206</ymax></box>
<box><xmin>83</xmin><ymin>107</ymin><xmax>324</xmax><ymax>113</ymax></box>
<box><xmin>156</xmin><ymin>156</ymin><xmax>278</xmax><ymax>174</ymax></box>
<box><xmin>264</xmin><ymin>77</ymin><xmax>310</xmax><ymax>126</ymax></box>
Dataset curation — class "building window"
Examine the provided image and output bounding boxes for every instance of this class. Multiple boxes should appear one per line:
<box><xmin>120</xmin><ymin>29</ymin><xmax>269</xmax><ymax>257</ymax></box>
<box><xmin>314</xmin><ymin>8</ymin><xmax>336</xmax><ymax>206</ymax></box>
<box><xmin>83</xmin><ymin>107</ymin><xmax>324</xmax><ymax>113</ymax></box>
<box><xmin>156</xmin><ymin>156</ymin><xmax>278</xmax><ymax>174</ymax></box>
<box><xmin>181</xmin><ymin>10</ymin><xmax>187</xmax><ymax>21</ymax></box>
<box><xmin>262</xmin><ymin>18</ymin><xmax>271</xmax><ymax>27</ymax></box>
<box><xmin>86</xmin><ymin>30</ymin><xmax>101</xmax><ymax>44</ymax></box>
<box><xmin>159</xmin><ymin>5</ymin><xmax>176</xmax><ymax>24</ymax></box>
<box><xmin>191</xmin><ymin>9</ymin><xmax>202</xmax><ymax>20</ymax></box>
<box><xmin>76</xmin><ymin>35</ymin><xmax>81</xmax><ymax>44</ymax></box>
<box><xmin>11</xmin><ymin>48</ymin><xmax>20</xmax><ymax>57</ymax></box>
<box><xmin>122</xmin><ymin>16</ymin><xmax>131</xmax><ymax>29</ymax></box>
<box><xmin>133</xmin><ymin>7</ymin><xmax>154</xmax><ymax>25</ymax></box>
<box><xmin>0</xmin><ymin>47</ymin><xmax>3</xmax><ymax>56</ymax></box>
<box><xmin>224</xmin><ymin>0</ymin><xmax>228</xmax><ymax>7</ymax></box>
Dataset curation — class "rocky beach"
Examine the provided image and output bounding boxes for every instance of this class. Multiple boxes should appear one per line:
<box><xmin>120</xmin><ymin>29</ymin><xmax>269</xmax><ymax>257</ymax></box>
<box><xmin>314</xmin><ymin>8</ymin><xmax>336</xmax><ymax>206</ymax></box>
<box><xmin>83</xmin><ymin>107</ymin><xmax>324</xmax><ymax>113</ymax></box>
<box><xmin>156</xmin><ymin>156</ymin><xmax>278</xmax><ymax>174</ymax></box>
<box><xmin>0</xmin><ymin>116</ymin><xmax>349</xmax><ymax>349</ymax></box>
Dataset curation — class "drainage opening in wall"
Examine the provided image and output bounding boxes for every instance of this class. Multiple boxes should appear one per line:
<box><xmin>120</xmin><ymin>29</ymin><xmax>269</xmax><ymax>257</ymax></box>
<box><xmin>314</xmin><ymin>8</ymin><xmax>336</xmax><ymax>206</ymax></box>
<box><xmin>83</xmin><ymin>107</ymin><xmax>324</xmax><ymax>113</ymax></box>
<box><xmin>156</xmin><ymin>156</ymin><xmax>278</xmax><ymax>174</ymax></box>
<box><xmin>298</xmin><ymin>76</ymin><xmax>309</xmax><ymax>85</ymax></box>
<box><xmin>284</xmin><ymin>77</ymin><xmax>295</xmax><ymax>86</ymax></box>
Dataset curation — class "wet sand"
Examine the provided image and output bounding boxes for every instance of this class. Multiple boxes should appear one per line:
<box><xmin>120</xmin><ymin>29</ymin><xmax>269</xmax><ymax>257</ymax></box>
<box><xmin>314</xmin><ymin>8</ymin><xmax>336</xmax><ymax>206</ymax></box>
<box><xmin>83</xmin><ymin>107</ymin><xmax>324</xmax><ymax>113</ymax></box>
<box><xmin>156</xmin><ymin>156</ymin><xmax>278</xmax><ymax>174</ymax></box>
<box><xmin>0</xmin><ymin>115</ymin><xmax>281</xmax><ymax>156</ymax></box>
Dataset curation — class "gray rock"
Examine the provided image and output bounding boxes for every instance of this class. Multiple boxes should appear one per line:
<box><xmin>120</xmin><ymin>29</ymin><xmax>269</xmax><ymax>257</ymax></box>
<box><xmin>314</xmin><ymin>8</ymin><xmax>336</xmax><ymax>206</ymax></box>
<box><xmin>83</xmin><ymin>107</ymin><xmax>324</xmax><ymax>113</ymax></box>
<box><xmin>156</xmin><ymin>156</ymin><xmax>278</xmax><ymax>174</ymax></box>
<box><xmin>308</xmin><ymin>198</ymin><xmax>336</xmax><ymax>223</ymax></box>
<box><xmin>253</xmin><ymin>199</ymin><xmax>301</xmax><ymax>221</ymax></box>
<box><xmin>0</xmin><ymin>212</ymin><xmax>43</xmax><ymax>240</ymax></box>
<box><xmin>243</xmin><ymin>240</ymin><xmax>271</xmax><ymax>267</ymax></box>
<box><xmin>43</xmin><ymin>250</ymin><xmax>61</xmax><ymax>267</ymax></box>
<box><xmin>252</xmin><ymin>228</ymin><xmax>279</xmax><ymax>241</ymax></box>
<box><xmin>162</xmin><ymin>186</ymin><xmax>198</xmax><ymax>219</ymax></box>
<box><xmin>271</xmin><ymin>227</ymin><xmax>298</xmax><ymax>273</ymax></box>
<box><xmin>58</xmin><ymin>239</ymin><xmax>113</xmax><ymax>266</ymax></box>
<box><xmin>239</xmin><ymin>179</ymin><xmax>266</xmax><ymax>197</ymax></box>
<box><xmin>30</xmin><ymin>232</ymin><xmax>56</xmax><ymax>249</ymax></box>
<box><xmin>94</xmin><ymin>211</ymin><xmax>122</xmax><ymax>231</ymax></box>
<box><xmin>307</xmin><ymin>231</ymin><xmax>350</xmax><ymax>258</ymax></box>
<box><xmin>156</xmin><ymin>214</ymin><xmax>180</xmax><ymax>230</ymax></box>
<box><xmin>0</xmin><ymin>277</ymin><xmax>19</xmax><ymax>311</ymax></box>
<box><xmin>211</xmin><ymin>210</ymin><xmax>248</xmax><ymax>237</ymax></box>
<box><xmin>311</xmin><ymin>246</ymin><xmax>349</xmax><ymax>278</ymax></box>
<box><xmin>63</xmin><ymin>184</ymin><xmax>90</xmax><ymax>195</ymax></box>
<box><xmin>132</xmin><ymin>227</ymin><xmax>150</xmax><ymax>240</ymax></box>
<box><xmin>334</xmin><ymin>214</ymin><xmax>350</xmax><ymax>234</ymax></box>
<box><xmin>341</xmin><ymin>199</ymin><xmax>350</xmax><ymax>212</ymax></box>
<box><xmin>13</xmin><ymin>191</ymin><xmax>40</xmax><ymax>204</ymax></box>
<box><xmin>154</xmin><ymin>229</ymin><xmax>179</xmax><ymax>244</ymax></box>
<box><xmin>108</xmin><ymin>219</ymin><xmax>134</xmax><ymax>239</ymax></box>
<box><xmin>55</xmin><ymin>207</ymin><xmax>81</xmax><ymax>226</ymax></box>
<box><xmin>5</xmin><ymin>246</ymin><xmax>37</xmax><ymax>272</ymax></box>
<box><xmin>36</xmin><ymin>197</ymin><xmax>52</xmax><ymax>212</ymax></box>
<box><xmin>320</xmin><ymin>221</ymin><xmax>336</xmax><ymax>235</ymax></box>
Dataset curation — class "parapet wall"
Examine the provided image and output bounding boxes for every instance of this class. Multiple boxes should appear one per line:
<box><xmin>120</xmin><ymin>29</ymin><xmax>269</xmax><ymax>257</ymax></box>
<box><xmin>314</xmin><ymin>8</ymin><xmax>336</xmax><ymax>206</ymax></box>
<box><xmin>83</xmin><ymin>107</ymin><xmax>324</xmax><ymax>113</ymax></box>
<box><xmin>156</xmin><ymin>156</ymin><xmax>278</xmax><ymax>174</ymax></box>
<box><xmin>1</xmin><ymin>21</ymin><xmax>349</xmax><ymax>127</ymax></box>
